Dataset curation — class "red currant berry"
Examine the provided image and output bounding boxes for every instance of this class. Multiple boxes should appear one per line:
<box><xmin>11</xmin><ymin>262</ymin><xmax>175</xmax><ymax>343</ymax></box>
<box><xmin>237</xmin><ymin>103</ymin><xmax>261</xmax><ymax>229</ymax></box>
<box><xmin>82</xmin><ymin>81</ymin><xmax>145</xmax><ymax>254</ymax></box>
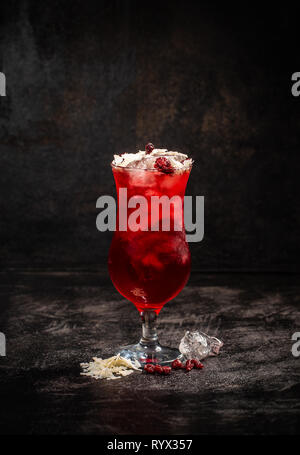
<box><xmin>171</xmin><ymin>359</ymin><xmax>183</xmax><ymax>369</ymax></box>
<box><xmin>162</xmin><ymin>366</ymin><xmax>171</xmax><ymax>375</ymax></box>
<box><xmin>144</xmin><ymin>364</ymin><xmax>155</xmax><ymax>374</ymax></box>
<box><xmin>145</xmin><ymin>143</ymin><xmax>155</xmax><ymax>154</ymax></box>
<box><xmin>154</xmin><ymin>365</ymin><xmax>164</xmax><ymax>374</ymax></box>
<box><xmin>193</xmin><ymin>360</ymin><xmax>204</xmax><ymax>369</ymax></box>
<box><xmin>185</xmin><ymin>360</ymin><xmax>194</xmax><ymax>371</ymax></box>
<box><xmin>154</xmin><ymin>157</ymin><xmax>174</xmax><ymax>174</ymax></box>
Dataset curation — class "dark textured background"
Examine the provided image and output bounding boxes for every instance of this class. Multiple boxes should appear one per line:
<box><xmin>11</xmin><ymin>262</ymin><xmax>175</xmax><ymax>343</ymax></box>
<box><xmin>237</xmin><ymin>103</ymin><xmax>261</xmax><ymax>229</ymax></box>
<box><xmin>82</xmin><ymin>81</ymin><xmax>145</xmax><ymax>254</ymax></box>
<box><xmin>0</xmin><ymin>1</ymin><xmax>299</xmax><ymax>271</ymax></box>
<box><xmin>0</xmin><ymin>2</ymin><xmax>300</xmax><ymax>437</ymax></box>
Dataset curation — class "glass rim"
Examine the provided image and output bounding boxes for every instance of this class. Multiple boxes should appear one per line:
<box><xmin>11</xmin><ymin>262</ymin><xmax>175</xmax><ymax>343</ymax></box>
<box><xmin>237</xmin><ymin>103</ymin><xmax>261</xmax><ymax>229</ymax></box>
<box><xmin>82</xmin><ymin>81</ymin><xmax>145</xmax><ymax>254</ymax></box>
<box><xmin>110</xmin><ymin>162</ymin><xmax>193</xmax><ymax>173</ymax></box>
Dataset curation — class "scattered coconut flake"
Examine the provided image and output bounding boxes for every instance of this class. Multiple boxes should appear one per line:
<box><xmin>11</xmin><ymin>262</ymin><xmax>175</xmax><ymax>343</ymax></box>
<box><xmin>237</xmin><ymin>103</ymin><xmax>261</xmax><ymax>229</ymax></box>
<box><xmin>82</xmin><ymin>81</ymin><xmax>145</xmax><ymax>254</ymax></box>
<box><xmin>80</xmin><ymin>354</ymin><xmax>142</xmax><ymax>380</ymax></box>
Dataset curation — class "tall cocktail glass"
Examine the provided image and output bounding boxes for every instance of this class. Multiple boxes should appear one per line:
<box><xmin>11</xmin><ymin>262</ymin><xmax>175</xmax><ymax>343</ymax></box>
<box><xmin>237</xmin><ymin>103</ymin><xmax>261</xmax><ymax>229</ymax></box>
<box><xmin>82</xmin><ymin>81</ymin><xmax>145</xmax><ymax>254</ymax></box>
<box><xmin>108</xmin><ymin>163</ymin><xmax>191</xmax><ymax>365</ymax></box>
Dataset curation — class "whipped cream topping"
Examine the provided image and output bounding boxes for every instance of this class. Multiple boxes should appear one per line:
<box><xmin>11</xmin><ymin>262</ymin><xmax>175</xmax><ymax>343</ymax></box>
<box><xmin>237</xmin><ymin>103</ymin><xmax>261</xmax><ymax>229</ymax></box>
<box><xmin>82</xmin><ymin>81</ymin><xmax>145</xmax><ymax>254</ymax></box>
<box><xmin>112</xmin><ymin>148</ymin><xmax>193</xmax><ymax>172</ymax></box>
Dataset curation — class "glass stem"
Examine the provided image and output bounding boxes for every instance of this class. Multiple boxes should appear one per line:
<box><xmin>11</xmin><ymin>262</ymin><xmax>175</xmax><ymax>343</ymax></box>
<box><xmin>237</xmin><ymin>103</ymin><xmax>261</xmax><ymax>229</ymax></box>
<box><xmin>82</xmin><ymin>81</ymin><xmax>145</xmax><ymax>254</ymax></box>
<box><xmin>140</xmin><ymin>310</ymin><xmax>159</xmax><ymax>347</ymax></box>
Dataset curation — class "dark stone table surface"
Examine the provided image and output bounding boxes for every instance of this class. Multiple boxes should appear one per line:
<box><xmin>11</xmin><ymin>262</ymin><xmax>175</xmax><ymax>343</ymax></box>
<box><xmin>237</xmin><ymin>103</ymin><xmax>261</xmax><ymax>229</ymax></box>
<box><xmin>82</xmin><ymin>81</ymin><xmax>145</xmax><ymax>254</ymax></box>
<box><xmin>0</xmin><ymin>269</ymin><xmax>299</xmax><ymax>435</ymax></box>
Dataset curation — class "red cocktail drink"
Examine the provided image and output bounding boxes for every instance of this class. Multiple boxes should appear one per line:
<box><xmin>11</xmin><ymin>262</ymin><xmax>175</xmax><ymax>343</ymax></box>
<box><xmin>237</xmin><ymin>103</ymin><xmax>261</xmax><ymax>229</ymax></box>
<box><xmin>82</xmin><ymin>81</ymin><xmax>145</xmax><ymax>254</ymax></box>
<box><xmin>109</xmin><ymin>166</ymin><xmax>191</xmax><ymax>314</ymax></box>
<box><xmin>108</xmin><ymin>146</ymin><xmax>192</xmax><ymax>365</ymax></box>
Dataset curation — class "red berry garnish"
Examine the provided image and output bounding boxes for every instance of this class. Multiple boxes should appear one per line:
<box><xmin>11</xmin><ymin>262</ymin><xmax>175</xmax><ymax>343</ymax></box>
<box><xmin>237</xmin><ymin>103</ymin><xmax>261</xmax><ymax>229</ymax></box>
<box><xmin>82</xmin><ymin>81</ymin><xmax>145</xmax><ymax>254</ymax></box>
<box><xmin>193</xmin><ymin>360</ymin><xmax>204</xmax><ymax>369</ymax></box>
<box><xmin>171</xmin><ymin>359</ymin><xmax>183</xmax><ymax>369</ymax></box>
<box><xmin>144</xmin><ymin>364</ymin><xmax>155</xmax><ymax>374</ymax></box>
<box><xmin>154</xmin><ymin>157</ymin><xmax>174</xmax><ymax>174</ymax></box>
<box><xmin>154</xmin><ymin>365</ymin><xmax>164</xmax><ymax>374</ymax></box>
<box><xmin>185</xmin><ymin>359</ymin><xmax>194</xmax><ymax>371</ymax></box>
<box><xmin>162</xmin><ymin>366</ymin><xmax>171</xmax><ymax>375</ymax></box>
<box><xmin>145</xmin><ymin>143</ymin><xmax>155</xmax><ymax>154</ymax></box>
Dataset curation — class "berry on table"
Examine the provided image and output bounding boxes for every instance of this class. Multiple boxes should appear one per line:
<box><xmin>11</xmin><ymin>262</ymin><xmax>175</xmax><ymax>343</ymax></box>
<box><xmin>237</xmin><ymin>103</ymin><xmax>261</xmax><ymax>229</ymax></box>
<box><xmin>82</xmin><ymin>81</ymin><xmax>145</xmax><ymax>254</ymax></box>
<box><xmin>144</xmin><ymin>364</ymin><xmax>155</xmax><ymax>374</ymax></box>
<box><xmin>193</xmin><ymin>360</ymin><xmax>204</xmax><ymax>369</ymax></box>
<box><xmin>162</xmin><ymin>366</ymin><xmax>171</xmax><ymax>375</ymax></box>
<box><xmin>185</xmin><ymin>359</ymin><xmax>194</xmax><ymax>371</ymax></box>
<box><xmin>171</xmin><ymin>359</ymin><xmax>183</xmax><ymax>369</ymax></box>
<box><xmin>154</xmin><ymin>365</ymin><xmax>164</xmax><ymax>374</ymax></box>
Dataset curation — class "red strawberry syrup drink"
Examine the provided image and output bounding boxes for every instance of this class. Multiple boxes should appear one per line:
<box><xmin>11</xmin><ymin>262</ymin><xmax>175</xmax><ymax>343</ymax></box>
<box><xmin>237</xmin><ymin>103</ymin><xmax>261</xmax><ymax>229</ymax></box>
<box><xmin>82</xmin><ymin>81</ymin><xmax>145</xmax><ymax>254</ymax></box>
<box><xmin>108</xmin><ymin>146</ymin><xmax>193</xmax><ymax>365</ymax></box>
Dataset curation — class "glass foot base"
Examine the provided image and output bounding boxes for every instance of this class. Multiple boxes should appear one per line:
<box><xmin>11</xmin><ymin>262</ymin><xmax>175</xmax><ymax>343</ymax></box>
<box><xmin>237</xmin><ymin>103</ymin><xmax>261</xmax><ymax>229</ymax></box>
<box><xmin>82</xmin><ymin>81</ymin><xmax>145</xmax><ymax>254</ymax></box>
<box><xmin>116</xmin><ymin>342</ymin><xmax>183</xmax><ymax>366</ymax></box>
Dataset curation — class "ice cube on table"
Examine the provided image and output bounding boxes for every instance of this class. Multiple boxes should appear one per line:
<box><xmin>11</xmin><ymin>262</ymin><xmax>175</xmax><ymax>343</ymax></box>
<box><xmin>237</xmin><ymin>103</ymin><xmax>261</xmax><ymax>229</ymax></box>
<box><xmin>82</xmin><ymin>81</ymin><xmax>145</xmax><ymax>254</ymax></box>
<box><xmin>179</xmin><ymin>330</ymin><xmax>223</xmax><ymax>360</ymax></box>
